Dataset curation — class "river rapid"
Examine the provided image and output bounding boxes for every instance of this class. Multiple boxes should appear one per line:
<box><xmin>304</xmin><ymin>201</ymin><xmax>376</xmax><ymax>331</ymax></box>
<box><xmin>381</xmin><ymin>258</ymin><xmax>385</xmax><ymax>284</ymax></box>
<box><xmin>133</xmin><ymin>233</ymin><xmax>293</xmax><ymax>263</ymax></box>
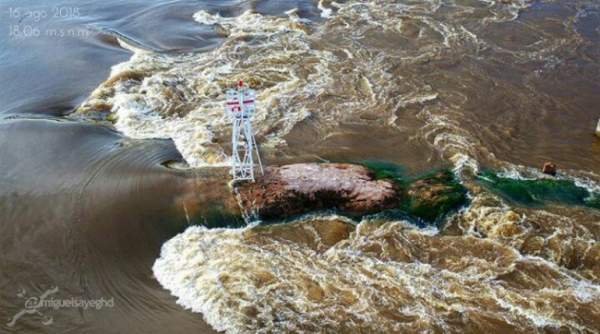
<box><xmin>1</xmin><ymin>1</ymin><xmax>600</xmax><ymax>333</ymax></box>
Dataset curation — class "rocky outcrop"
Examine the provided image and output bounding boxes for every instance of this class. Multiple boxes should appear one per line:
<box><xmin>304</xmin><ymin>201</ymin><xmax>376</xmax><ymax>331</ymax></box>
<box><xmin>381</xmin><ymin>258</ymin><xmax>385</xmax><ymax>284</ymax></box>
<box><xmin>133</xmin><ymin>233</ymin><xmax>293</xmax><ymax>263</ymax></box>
<box><xmin>236</xmin><ymin>163</ymin><xmax>400</xmax><ymax>219</ymax></box>
<box><xmin>180</xmin><ymin>162</ymin><xmax>468</xmax><ymax>226</ymax></box>
<box><xmin>234</xmin><ymin>163</ymin><xmax>468</xmax><ymax>223</ymax></box>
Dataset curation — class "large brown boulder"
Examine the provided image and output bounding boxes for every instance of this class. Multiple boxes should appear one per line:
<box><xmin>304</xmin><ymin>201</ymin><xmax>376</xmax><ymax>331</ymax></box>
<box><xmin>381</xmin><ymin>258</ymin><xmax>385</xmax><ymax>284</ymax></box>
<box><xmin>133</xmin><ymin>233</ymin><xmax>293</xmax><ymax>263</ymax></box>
<box><xmin>236</xmin><ymin>163</ymin><xmax>400</xmax><ymax>219</ymax></box>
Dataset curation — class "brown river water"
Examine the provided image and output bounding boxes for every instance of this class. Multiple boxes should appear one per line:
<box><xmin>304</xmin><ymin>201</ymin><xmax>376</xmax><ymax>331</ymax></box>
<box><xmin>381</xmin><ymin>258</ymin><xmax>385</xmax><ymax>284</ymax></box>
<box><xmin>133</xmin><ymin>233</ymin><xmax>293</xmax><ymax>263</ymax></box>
<box><xmin>1</xmin><ymin>0</ymin><xmax>599</xmax><ymax>333</ymax></box>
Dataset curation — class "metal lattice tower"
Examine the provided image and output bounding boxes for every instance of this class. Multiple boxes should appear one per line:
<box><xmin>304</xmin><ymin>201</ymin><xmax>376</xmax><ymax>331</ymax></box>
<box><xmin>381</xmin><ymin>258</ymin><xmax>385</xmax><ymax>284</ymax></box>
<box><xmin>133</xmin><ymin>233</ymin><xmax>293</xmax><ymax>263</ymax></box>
<box><xmin>225</xmin><ymin>81</ymin><xmax>263</xmax><ymax>182</ymax></box>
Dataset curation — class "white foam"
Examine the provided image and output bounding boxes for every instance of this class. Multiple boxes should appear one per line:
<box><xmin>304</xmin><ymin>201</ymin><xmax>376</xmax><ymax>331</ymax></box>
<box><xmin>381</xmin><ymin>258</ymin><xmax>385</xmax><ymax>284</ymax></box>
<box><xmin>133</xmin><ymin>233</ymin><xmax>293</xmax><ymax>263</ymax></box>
<box><xmin>193</xmin><ymin>10</ymin><xmax>223</xmax><ymax>25</ymax></box>
<box><xmin>77</xmin><ymin>10</ymin><xmax>330</xmax><ymax>167</ymax></box>
<box><xmin>76</xmin><ymin>0</ymin><xmax>537</xmax><ymax>171</ymax></box>
<box><xmin>496</xmin><ymin>164</ymin><xmax>600</xmax><ymax>197</ymax></box>
<box><xmin>318</xmin><ymin>0</ymin><xmax>333</xmax><ymax>18</ymax></box>
<box><xmin>153</xmin><ymin>215</ymin><xmax>600</xmax><ymax>333</ymax></box>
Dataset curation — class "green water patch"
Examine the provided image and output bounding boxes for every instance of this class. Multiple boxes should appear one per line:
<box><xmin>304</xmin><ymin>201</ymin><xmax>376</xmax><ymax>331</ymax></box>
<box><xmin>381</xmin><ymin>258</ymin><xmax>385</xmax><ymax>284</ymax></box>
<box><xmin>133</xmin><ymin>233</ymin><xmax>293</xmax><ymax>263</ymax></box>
<box><xmin>476</xmin><ymin>171</ymin><xmax>600</xmax><ymax>210</ymax></box>
<box><xmin>361</xmin><ymin>161</ymin><xmax>469</xmax><ymax>224</ymax></box>
<box><xmin>360</xmin><ymin>160</ymin><xmax>408</xmax><ymax>184</ymax></box>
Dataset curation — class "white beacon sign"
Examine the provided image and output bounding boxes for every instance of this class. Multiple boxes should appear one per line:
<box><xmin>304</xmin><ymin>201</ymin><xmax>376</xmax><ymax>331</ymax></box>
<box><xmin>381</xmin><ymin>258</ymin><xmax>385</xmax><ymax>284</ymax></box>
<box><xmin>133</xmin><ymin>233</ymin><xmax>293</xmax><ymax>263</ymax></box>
<box><xmin>225</xmin><ymin>81</ymin><xmax>263</xmax><ymax>182</ymax></box>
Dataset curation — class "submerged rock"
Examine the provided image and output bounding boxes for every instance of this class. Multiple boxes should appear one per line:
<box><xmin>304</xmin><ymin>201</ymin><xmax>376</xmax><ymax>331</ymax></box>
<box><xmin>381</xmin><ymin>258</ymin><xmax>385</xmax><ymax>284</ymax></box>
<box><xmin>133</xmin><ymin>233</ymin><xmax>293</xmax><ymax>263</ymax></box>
<box><xmin>403</xmin><ymin>170</ymin><xmax>469</xmax><ymax>222</ymax></box>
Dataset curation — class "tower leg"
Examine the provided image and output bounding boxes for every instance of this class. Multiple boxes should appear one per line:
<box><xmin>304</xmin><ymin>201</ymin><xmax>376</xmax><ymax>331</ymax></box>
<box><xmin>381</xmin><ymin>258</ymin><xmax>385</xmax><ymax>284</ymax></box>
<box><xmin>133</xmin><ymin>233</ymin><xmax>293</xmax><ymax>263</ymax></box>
<box><xmin>243</xmin><ymin>119</ymin><xmax>255</xmax><ymax>181</ymax></box>
<box><xmin>251</xmin><ymin>132</ymin><xmax>264</xmax><ymax>175</ymax></box>
<box><xmin>231</xmin><ymin>118</ymin><xmax>240</xmax><ymax>178</ymax></box>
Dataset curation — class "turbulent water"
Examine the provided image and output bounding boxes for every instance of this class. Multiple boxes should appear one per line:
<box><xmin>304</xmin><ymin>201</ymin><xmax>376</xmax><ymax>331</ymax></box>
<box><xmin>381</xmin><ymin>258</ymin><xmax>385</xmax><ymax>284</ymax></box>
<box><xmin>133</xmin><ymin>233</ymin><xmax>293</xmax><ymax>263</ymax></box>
<box><xmin>72</xmin><ymin>0</ymin><xmax>600</xmax><ymax>333</ymax></box>
<box><xmin>3</xmin><ymin>0</ymin><xmax>600</xmax><ymax>333</ymax></box>
<box><xmin>74</xmin><ymin>0</ymin><xmax>600</xmax><ymax>173</ymax></box>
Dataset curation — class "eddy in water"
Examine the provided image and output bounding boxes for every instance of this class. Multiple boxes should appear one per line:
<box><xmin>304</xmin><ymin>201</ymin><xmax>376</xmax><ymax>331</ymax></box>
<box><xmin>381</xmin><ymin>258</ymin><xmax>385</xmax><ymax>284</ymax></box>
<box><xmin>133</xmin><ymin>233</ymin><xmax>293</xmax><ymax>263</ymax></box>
<box><xmin>9</xmin><ymin>0</ymin><xmax>600</xmax><ymax>333</ymax></box>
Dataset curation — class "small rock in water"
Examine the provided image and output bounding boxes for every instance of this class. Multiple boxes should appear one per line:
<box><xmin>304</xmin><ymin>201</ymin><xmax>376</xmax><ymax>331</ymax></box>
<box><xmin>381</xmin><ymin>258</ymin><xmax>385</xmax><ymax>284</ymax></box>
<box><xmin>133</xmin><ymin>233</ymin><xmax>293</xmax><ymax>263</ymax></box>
<box><xmin>542</xmin><ymin>162</ymin><xmax>557</xmax><ymax>176</ymax></box>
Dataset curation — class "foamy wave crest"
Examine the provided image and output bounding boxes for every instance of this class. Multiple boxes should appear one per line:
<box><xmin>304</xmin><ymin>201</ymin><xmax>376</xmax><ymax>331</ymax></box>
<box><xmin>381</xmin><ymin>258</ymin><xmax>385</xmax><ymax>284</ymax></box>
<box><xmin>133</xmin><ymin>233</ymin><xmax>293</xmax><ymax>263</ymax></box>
<box><xmin>495</xmin><ymin>164</ymin><xmax>600</xmax><ymax>195</ymax></box>
<box><xmin>154</xmin><ymin>215</ymin><xmax>600</xmax><ymax>333</ymax></box>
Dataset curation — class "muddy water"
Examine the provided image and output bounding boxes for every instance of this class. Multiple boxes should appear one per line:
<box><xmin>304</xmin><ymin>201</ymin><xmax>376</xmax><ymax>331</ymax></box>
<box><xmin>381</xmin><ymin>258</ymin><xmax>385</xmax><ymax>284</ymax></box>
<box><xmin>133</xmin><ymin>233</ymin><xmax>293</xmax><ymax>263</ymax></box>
<box><xmin>2</xmin><ymin>0</ymin><xmax>600</xmax><ymax>333</ymax></box>
<box><xmin>0</xmin><ymin>0</ymin><xmax>224</xmax><ymax>333</ymax></box>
